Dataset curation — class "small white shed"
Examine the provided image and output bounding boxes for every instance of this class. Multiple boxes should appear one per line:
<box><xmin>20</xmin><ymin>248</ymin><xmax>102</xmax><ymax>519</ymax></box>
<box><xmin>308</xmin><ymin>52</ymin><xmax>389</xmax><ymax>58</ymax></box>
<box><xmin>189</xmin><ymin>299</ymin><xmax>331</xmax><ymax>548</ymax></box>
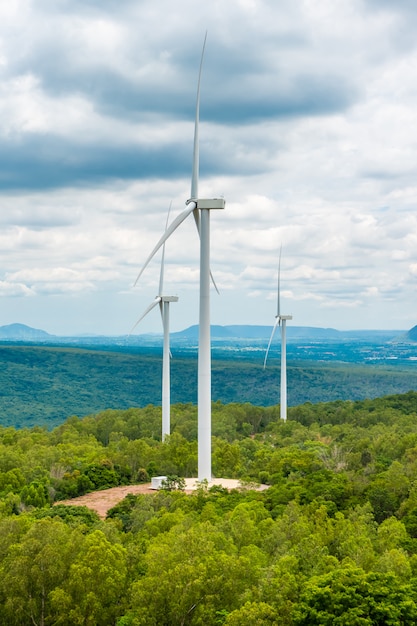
<box><xmin>151</xmin><ymin>476</ymin><xmax>168</xmax><ymax>490</ymax></box>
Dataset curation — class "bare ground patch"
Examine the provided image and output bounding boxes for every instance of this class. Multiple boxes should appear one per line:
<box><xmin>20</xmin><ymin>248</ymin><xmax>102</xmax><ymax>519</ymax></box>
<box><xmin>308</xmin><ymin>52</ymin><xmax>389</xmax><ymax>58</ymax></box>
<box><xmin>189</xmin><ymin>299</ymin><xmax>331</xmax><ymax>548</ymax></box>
<box><xmin>56</xmin><ymin>478</ymin><xmax>267</xmax><ymax>519</ymax></box>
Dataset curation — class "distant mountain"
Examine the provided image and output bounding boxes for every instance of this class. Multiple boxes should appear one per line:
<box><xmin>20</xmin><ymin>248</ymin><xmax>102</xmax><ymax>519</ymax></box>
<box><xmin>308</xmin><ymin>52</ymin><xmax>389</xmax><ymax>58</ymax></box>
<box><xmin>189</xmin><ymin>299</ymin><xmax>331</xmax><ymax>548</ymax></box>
<box><xmin>225</xmin><ymin>325</ymin><xmax>343</xmax><ymax>340</ymax></box>
<box><xmin>400</xmin><ymin>325</ymin><xmax>417</xmax><ymax>343</ymax></box>
<box><xmin>172</xmin><ymin>325</ymin><xmax>401</xmax><ymax>342</ymax></box>
<box><xmin>0</xmin><ymin>323</ymin><xmax>406</xmax><ymax>345</ymax></box>
<box><xmin>172</xmin><ymin>325</ymin><xmax>242</xmax><ymax>340</ymax></box>
<box><xmin>172</xmin><ymin>324</ymin><xmax>340</xmax><ymax>340</ymax></box>
<box><xmin>0</xmin><ymin>323</ymin><xmax>52</xmax><ymax>341</ymax></box>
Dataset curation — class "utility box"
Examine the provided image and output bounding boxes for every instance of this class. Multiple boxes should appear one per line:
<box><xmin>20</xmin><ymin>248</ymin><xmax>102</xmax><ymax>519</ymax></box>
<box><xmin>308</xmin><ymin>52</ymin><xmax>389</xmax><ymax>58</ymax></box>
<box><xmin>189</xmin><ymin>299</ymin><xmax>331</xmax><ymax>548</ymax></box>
<box><xmin>151</xmin><ymin>476</ymin><xmax>167</xmax><ymax>490</ymax></box>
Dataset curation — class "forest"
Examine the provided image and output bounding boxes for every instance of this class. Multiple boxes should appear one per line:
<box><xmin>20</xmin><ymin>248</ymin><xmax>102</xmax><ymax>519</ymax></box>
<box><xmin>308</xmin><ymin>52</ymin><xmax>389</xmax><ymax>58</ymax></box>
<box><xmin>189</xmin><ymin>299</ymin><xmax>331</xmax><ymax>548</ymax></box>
<box><xmin>1</xmin><ymin>343</ymin><xmax>417</xmax><ymax>429</ymax></box>
<box><xmin>1</xmin><ymin>392</ymin><xmax>417</xmax><ymax>623</ymax></box>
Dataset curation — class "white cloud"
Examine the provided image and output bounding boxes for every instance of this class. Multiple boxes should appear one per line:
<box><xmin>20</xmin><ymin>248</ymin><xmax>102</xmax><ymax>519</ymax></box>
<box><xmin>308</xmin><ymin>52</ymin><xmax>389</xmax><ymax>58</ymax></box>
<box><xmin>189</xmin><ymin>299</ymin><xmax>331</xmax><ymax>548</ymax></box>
<box><xmin>0</xmin><ymin>0</ymin><xmax>416</xmax><ymax>333</ymax></box>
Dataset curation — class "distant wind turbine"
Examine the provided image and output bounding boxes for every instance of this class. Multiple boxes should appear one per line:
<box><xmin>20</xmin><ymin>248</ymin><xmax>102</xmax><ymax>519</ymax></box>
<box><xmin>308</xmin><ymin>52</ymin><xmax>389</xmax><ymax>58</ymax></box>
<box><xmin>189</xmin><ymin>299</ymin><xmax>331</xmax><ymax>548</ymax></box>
<box><xmin>264</xmin><ymin>246</ymin><xmax>292</xmax><ymax>421</ymax></box>
<box><xmin>134</xmin><ymin>34</ymin><xmax>225</xmax><ymax>480</ymax></box>
<box><xmin>131</xmin><ymin>206</ymin><xmax>178</xmax><ymax>441</ymax></box>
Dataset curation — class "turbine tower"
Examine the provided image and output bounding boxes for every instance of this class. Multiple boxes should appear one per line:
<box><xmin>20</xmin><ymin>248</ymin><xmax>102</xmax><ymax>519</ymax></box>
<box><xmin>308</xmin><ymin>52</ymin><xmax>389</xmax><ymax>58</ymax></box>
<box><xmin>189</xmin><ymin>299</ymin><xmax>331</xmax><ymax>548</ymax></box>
<box><xmin>264</xmin><ymin>247</ymin><xmax>292</xmax><ymax>421</ymax></box>
<box><xmin>131</xmin><ymin>207</ymin><xmax>178</xmax><ymax>441</ymax></box>
<box><xmin>135</xmin><ymin>35</ymin><xmax>225</xmax><ymax>481</ymax></box>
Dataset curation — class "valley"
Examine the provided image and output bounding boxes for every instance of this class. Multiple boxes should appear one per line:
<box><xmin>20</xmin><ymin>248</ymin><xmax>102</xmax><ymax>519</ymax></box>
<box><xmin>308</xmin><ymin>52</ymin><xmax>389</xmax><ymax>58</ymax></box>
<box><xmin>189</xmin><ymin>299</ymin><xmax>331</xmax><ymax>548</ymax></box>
<box><xmin>0</xmin><ymin>332</ymin><xmax>415</xmax><ymax>429</ymax></box>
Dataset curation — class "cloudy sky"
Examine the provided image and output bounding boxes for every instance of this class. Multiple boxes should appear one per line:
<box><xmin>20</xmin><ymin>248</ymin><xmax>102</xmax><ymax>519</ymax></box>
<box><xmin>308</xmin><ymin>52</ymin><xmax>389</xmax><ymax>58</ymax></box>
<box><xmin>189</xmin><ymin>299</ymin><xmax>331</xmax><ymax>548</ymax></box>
<box><xmin>1</xmin><ymin>0</ymin><xmax>416</xmax><ymax>335</ymax></box>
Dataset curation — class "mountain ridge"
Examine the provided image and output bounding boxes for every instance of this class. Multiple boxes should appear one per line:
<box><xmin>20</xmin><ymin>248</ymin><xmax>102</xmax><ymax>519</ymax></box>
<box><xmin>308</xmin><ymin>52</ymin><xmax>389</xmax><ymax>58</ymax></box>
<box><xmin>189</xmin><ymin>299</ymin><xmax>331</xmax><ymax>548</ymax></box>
<box><xmin>0</xmin><ymin>323</ymin><xmax>51</xmax><ymax>340</ymax></box>
<box><xmin>403</xmin><ymin>325</ymin><xmax>417</xmax><ymax>342</ymax></box>
<box><xmin>0</xmin><ymin>323</ymin><xmax>411</xmax><ymax>343</ymax></box>
<box><xmin>171</xmin><ymin>324</ymin><xmax>404</xmax><ymax>342</ymax></box>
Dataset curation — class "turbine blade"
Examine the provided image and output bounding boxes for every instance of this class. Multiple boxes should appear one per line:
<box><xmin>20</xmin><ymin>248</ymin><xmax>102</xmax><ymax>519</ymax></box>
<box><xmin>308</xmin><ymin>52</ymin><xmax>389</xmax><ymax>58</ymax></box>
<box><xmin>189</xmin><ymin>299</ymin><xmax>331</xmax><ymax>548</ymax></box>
<box><xmin>277</xmin><ymin>244</ymin><xmax>282</xmax><ymax>318</ymax></box>
<box><xmin>129</xmin><ymin>297</ymin><xmax>161</xmax><ymax>334</ymax></box>
<box><xmin>263</xmin><ymin>317</ymin><xmax>280</xmax><ymax>369</ymax></box>
<box><xmin>190</xmin><ymin>32</ymin><xmax>207</xmax><ymax>200</ymax></box>
<box><xmin>134</xmin><ymin>203</ymin><xmax>196</xmax><ymax>287</ymax></box>
<box><xmin>159</xmin><ymin>245</ymin><xmax>165</xmax><ymax>297</ymax></box>
<box><xmin>160</xmin><ymin>298</ymin><xmax>172</xmax><ymax>358</ymax></box>
<box><xmin>192</xmin><ymin>206</ymin><xmax>219</xmax><ymax>294</ymax></box>
<box><xmin>210</xmin><ymin>270</ymin><xmax>220</xmax><ymax>295</ymax></box>
<box><xmin>192</xmin><ymin>207</ymin><xmax>200</xmax><ymax>234</ymax></box>
<box><xmin>165</xmin><ymin>202</ymin><xmax>173</xmax><ymax>231</ymax></box>
<box><xmin>158</xmin><ymin>202</ymin><xmax>172</xmax><ymax>296</ymax></box>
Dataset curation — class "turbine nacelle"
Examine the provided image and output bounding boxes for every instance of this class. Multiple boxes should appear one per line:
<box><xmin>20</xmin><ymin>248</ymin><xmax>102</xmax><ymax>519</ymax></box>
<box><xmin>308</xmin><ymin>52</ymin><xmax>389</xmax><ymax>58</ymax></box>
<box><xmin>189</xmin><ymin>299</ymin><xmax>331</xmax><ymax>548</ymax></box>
<box><xmin>161</xmin><ymin>296</ymin><xmax>179</xmax><ymax>303</ymax></box>
<box><xmin>280</xmin><ymin>315</ymin><xmax>292</xmax><ymax>321</ymax></box>
<box><xmin>194</xmin><ymin>198</ymin><xmax>226</xmax><ymax>210</ymax></box>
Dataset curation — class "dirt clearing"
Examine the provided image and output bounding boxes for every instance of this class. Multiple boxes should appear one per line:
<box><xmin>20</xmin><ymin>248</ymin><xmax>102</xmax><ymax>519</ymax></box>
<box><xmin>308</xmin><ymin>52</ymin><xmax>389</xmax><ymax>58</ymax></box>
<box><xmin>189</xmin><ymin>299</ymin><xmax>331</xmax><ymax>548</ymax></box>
<box><xmin>56</xmin><ymin>478</ymin><xmax>267</xmax><ymax>519</ymax></box>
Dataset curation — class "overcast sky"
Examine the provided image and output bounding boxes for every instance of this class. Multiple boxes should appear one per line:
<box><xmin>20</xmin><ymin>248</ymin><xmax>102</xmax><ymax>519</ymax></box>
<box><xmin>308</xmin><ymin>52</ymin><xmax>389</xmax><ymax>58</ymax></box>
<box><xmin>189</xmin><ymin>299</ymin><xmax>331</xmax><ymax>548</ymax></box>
<box><xmin>1</xmin><ymin>0</ymin><xmax>416</xmax><ymax>335</ymax></box>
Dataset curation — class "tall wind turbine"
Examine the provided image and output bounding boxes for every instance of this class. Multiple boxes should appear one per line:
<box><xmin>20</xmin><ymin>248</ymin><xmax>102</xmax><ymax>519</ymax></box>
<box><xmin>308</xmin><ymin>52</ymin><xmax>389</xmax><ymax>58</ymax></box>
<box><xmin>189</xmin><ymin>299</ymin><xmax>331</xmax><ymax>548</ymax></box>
<box><xmin>134</xmin><ymin>35</ymin><xmax>225</xmax><ymax>481</ymax></box>
<box><xmin>131</xmin><ymin>207</ymin><xmax>178</xmax><ymax>441</ymax></box>
<box><xmin>264</xmin><ymin>247</ymin><xmax>292</xmax><ymax>421</ymax></box>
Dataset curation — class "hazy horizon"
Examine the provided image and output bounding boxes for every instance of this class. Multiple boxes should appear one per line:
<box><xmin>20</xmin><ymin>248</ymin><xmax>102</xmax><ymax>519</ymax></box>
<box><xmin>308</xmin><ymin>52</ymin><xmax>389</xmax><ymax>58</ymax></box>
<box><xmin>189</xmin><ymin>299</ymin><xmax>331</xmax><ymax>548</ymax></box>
<box><xmin>0</xmin><ymin>321</ymin><xmax>410</xmax><ymax>338</ymax></box>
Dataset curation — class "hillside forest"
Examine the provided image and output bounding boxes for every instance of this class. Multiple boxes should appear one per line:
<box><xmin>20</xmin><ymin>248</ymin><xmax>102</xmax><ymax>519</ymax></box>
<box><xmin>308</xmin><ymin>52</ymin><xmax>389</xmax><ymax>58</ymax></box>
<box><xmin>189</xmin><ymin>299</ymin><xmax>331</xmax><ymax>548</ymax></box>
<box><xmin>1</xmin><ymin>343</ymin><xmax>417</xmax><ymax>429</ymax></box>
<box><xmin>1</xmin><ymin>392</ymin><xmax>417</xmax><ymax>623</ymax></box>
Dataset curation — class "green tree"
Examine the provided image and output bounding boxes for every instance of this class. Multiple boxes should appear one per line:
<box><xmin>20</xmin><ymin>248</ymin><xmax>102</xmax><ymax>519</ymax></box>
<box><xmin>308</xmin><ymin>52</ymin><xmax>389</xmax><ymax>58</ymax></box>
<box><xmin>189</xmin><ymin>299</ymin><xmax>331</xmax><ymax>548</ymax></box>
<box><xmin>293</xmin><ymin>566</ymin><xmax>417</xmax><ymax>625</ymax></box>
<box><xmin>161</xmin><ymin>475</ymin><xmax>186</xmax><ymax>491</ymax></box>
<box><xmin>50</xmin><ymin>529</ymin><xmax>128</xmax><ymax>625</ymax></box>
<box><xmin>20</xmin><ymin>480</ymin><xmax>49</xmax><ymax>508</ymax></box>
<box><xmin>0</xmin><ymin>518</ymin><xmax>81</xmax><ymax>626</ymax></box>
<box><xmin>224</xmin><ymin>601</ymin><xmax>279</xmax><ymax>625</ymax></box>
<box><xmin>127</xmin><ymin>521</ymin><xmax>258</xmax><ymax>625</ymax></box>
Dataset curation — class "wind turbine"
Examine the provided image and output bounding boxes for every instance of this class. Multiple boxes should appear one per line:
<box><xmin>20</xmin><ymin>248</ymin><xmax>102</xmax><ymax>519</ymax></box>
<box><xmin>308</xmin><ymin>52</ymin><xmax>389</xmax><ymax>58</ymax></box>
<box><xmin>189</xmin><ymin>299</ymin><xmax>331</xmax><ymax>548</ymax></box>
<box><xmin>134</xmin><ymin>35</ymin><xmax>225</xmax><ymax>481</ymax></box>
<box><xmin>264</xmin><ymin>246</ymin><xmax>292</xmax><ymax>421</ymax></box>
<box><xmin>131</xmin><ymin>206</ymin><xmax>178</xmax><ymax>441</ymax></box>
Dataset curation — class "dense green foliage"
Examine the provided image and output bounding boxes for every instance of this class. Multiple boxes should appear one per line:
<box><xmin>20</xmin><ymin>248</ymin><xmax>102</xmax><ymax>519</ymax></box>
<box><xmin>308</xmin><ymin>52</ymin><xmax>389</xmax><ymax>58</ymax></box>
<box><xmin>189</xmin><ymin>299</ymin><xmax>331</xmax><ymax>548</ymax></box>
<box><xmin>0</xmin><ymin>343</ymin><xmax>416</xmax><ymax>429</ymax></box>
<box><xmin>1</xmin><ymin>392</ymin><xmax>417</xmax><ymax>623</ymax></box>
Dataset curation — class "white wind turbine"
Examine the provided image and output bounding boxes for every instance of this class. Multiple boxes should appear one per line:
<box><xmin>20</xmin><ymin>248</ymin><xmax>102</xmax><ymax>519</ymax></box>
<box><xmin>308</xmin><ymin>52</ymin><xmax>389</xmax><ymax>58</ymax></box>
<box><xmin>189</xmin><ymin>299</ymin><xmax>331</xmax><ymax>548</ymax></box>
<box><xmin>134</xmin><ymin>35</ymin><xmax>225</xmax><ymax>481</ymax></box>
<box><xmin>264</xmin><ymin>246</ymin><xmax>292</xmax><ymax>421</ymax></box>
<box><xmin>131</xmin><ymin>206</ymin><xmax>178</xmax><ymax>441</ymax></box>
